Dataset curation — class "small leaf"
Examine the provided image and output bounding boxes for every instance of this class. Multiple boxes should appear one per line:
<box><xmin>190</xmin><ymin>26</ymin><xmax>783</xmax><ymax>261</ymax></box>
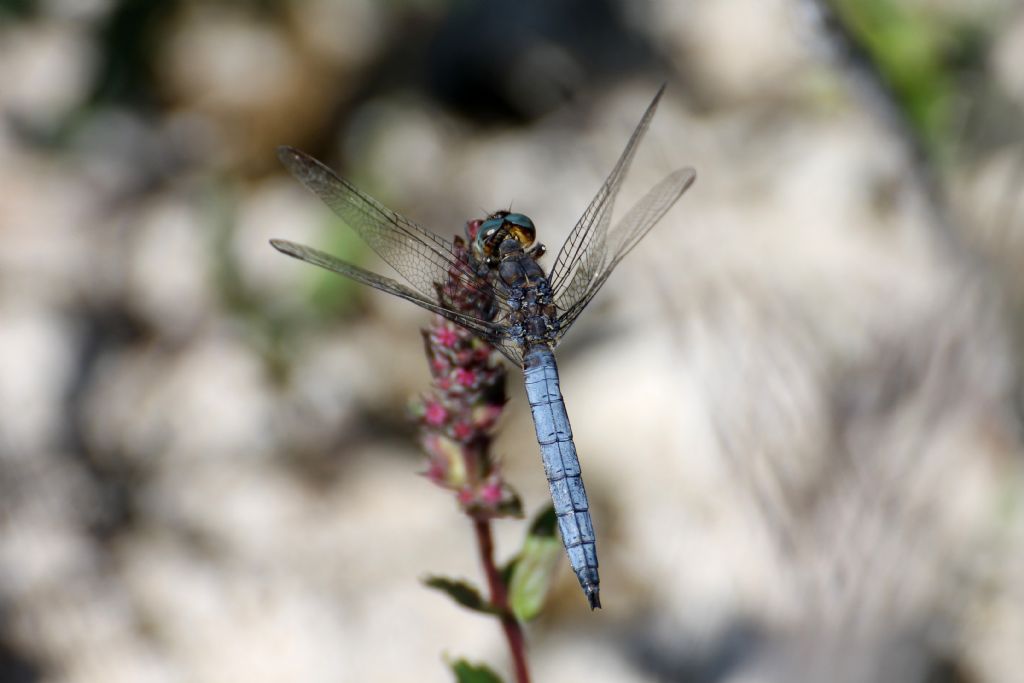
<box><xmin>449</xmin><ymin>658</ymin><xmax>505</xmax><ymax>683</ymax></box>
<box><xmin>499</xmin><ymin>556</ymin><xmax>520</xmax><ymax>588</ymax></box>
<box><xmin>508</xmin><ymin>505</ymin><xmax>562</xmax><ymax>621</ymax></box>
<box><xmin>496</xmin><ymin>488</ymin><xmax>524</xmax><ymax>518</ymax></box>
<box><xmin>528</xmin><ymin>504</ymin><xmax>558</xmax><ymax>537</ymax></box>
<box><xmin>423</xmin><ymin>576</ymin><xmax>496</xmax><ymax>614</ymax></box>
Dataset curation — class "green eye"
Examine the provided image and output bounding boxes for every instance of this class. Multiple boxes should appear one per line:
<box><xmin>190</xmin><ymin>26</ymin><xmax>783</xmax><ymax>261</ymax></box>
<box><xmin>504</xmin><ymin>213</ymin><xmax>535</xmax><ymax>232</ymax></box>
<box><xmin>479</xmin><ymin>217</ymin><xmax>505</xmax><ymax>235</ymax></box>
<box><xmin>473</xmin><ymin>217</ymin><xmax>505</xmax><ymax>259</ymax></box>
<box><xmin>473</xmin><ymin>212</ymin><xmax>537</xmax><ymax>263</ymax></box>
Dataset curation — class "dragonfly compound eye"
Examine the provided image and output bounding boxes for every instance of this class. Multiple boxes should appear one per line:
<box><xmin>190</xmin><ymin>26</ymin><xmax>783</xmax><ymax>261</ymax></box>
<box><xmin>473</xmin><ymin>212</ymin><xmax>537</xmax><ymax>263</ymax></box>
<box><xmin>472</xmin><ymin>215</ymin><xmax>505</xmax><ymax>261</ymax></box>
<box><xmin>503</xmin><ymin>213</ymin><xmax>536</xmax><ymax>248</ymax></box>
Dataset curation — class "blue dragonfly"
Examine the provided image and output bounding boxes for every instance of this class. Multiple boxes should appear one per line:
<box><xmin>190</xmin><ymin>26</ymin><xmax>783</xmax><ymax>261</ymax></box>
<box><xmin>271</xmin><ymin>86</ymin><xmax>696</xmax><ymax>609</ymax></box>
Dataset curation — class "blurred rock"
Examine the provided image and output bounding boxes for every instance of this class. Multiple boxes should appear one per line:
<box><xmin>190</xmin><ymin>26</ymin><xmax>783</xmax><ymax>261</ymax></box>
<box><xmin>992</xmin><ymin>9</ymin><xmax>1024</xmax><ymax>115</ymax></box>
<box><xmin>654</xmin><ymin>0</ymin><xmax>810</xmax><ymax>107</ymax></box>
<box><xmin>81</xmin><ymin>329</ymin><xmax>275</xmax><ymax>463</ymax></box>
<box><xmin>124</xmin><ymin>196</ymin><xmax>217</xmax><ymax>338</ymax></box>
<box><xmin>0</xmin><ymin>305</ymin><xmax>78</xmax><ymax>455</ymax></box>
<box><xmin>0</xmin><ymin>19</ymin><xmax>96</xmax><ymax>129</ymax></box>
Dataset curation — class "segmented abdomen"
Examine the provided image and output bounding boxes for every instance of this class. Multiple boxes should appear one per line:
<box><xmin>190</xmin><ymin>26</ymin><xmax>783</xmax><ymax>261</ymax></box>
<box><xmin>522</xmin><ymin>346</ymin><xmax>600</xmax><ymax>609</ymax></box>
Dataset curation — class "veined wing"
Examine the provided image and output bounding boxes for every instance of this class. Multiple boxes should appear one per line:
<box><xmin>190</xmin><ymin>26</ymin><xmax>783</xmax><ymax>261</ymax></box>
<box><xmin>277</xmin><ymin>146</ymin><xmax>499</xmax><ymax>307</ymax></box>
<box><xmin>555</xmin><ymin>167</ymin><xmax>696</xmax><ymax>334</ymax></box>
<box><xmin>548</xmin><ymin>85</ymin><xmax>665</xmax><ymax>309</ymax></box>
<box><xmin>270</xmin><ymin>239</ymin><xmax>522</xmax><ymax>363</ymax></box>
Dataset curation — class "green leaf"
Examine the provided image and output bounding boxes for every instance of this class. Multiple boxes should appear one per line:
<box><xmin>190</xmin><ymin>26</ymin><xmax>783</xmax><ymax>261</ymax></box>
<box><xmin>496</xmin><ymin>489</ymin><xmax>524</xmax><ymax>518</ymax></box>
<box><xmin>508</xmin><ymin>505</ymin><xmax>561</xmax><ymax>621</ymax></box>
<box><xmin>423</xmin><ymin>576</ymin><xmax>496</xmax><ymax>615</ymax></box>
<box><xmin>499</xmin><ymin>556</ymin><xmax>520</xmax><ymax>588</ymax></box>
<box><xmin>528</xmin><ymin>504</ymin><xmax>558</xmax><ymax>537</ymax></box>
<box><xmin>830</xmin><ymin>0</ymin><xmax>975</xmax><ymax>162</ymax></box>
<box><xmin>449</xmin><ymin>658</ymin><xmax>505</xmax><ymax>683</ymax></box>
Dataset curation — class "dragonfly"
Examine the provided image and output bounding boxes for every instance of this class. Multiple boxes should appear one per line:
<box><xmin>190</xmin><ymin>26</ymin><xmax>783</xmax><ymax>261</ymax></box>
<box><xmin>271</xmin><ymin>86</ymin><xmax>696</xmax><ymax>610</ymax></box>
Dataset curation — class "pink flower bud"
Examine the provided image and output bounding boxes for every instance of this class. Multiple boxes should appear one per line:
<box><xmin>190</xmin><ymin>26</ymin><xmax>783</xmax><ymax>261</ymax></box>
<box><xmin>435</xmin><ymin>327</ymin><xmax>459</xmax><ymax>348</ymax></box>
<box><xmin>424</xmin><ymin>401</ymin><xmax>448</xmax><ymax>426</ymax></box>
<box><xmin>453</xmin><ymin>421</ymin><xmax>473</xmax><ymax>441</ymax></box>
<box><xmin>480</xmin><ymin>482</ymin><xmax>503</xmax><ymax>505</ymax></box>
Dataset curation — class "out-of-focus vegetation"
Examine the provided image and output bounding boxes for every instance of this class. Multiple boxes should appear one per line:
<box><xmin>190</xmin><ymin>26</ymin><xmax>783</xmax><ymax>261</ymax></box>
<box><xmin>833</xmin><ymin>0</ymin><xmax>989</xmax><ymax>162</ymax></box>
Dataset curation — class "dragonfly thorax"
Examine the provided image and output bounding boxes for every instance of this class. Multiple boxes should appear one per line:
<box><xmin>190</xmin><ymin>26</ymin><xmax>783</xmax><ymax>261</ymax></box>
<box><xmin>495</xmin><ymin>244</ymin><xmax>558</xmax><ymax>346</ymax></box>
<box><xmin>497</xmin><ymin>245</ymin><xmax>546</xmax><ymax>287</ymax></box>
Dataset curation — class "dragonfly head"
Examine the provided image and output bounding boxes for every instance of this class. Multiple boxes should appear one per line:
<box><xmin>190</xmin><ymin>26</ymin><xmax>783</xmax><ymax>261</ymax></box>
<box><xmin>473</xmin><ymin>211</ymin><xmax>537</xmax><ymax>265</ymax></box>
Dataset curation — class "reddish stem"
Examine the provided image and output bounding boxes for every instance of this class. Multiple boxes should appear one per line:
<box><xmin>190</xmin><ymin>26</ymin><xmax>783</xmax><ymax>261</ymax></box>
<box><xmin>473</xmin><ymin>518</ymin><xmax>530</xmax><ymax>683</ymax></box>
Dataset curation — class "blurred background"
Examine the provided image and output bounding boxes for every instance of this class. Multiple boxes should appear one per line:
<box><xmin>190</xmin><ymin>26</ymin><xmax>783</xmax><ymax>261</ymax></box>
<box><xmin>2</xmin><ymin>0</ymin><xmax>1024</xmax><ymax>681</ymax></box>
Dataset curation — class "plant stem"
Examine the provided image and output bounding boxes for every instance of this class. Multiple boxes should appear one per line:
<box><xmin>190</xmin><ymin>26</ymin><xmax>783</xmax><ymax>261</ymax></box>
<box><xmin>473</xmin><ymin>518</ymin><xmax>530</xmax><ymax>683</ymax></box>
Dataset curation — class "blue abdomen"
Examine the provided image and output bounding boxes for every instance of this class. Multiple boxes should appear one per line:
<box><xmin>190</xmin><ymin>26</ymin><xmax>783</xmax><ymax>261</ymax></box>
<box><xmin>522</xmin><ymin>346</ymin><xmax>600</xmax><ymax>609</ymax></box>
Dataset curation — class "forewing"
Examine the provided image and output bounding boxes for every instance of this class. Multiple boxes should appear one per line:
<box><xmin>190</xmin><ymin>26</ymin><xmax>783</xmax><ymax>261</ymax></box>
<box><xmin>555</xmin><ymin>167</ymin><xmax>696</xmax><ymax>335</ymax></box>
<box><xmin>548</xmin><ymin>86</ymin><xmax>666</xmax><ymax>301</ymax></box>
<box><xmin>277</xmin><ymin>146</ymin><xmax>495</xmax><ymax>305</ymax></box>
<box><xmin>270</xmin><ymin>239</ymin><xmax>512</xmax><ymax>351</ymax></box>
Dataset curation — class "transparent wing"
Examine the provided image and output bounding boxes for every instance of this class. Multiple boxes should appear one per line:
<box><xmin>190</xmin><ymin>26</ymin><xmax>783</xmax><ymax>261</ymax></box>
<box><xmin>555</xmin><ymin>167</ymin><xmax>696</xmax><ymax>335</ymax></box>
<box><xmin>548</xmin><ymin>85</ymin><xmax>665</xmax><ymax>305</ymax></box>
<box><xmin>277</xmin><ymin>146</ymin><xmax>501</xmax><ymax>307</ymax></box>
<box><xmin>271</xmin><ymin>239</ymin><xmax>522</xmax><ymax>364</ymax></box>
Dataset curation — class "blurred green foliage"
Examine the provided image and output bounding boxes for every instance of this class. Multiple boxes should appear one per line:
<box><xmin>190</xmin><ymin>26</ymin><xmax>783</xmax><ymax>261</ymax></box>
<box><xmin>0</xmin><ymin>0</ymin><xmax>33</xmax><ymax>19</ymax></box>
<box><xmin>449</xmin><ymin>658</ymin><xmax>505</xmax><ymax>683</ymax></box>
<box><xmin>507</xmin><ymin>505</ymin><xmax>561</xmax><ymax>621</ymax></box>
<box><xmin>423</xmin><ymin>575</ymin><xmax>497</xmax><ymax>615</ymax></box>
<box><xmin>305</xmin><ymin>216</ymin><xmax>371</xmax><ymax>319</ymax></box>
<box><xmin>87</xmin><ymin>0</ymin><xmax>181</xmax><ymax>108</ymax></box>
<box><xmin>832</xmin><ymin>0</ymin><xmax>989</xmax><ymax>163</ymax></box>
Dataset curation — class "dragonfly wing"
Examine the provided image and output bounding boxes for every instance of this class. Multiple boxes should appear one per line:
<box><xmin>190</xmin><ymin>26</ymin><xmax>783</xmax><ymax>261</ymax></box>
<box><xmin>548</xmin><ymin>86</ymin><xmax>666</xmax><ymax>303</ymax></box>
<box><xmin>555</xmin><ymin>167</ymin><xmax>696</xmax><ymax>335</ymax></box>
<box><xmin>277</xmin><ymin>147</ymin><xmax>497</xmax><ymax>306</ymax></box>
<box><xmin>271</xmin><ymin>239</ymin><xmax>509</xmax><ymax>345</ymax></box>
<box><xmin>490</xmin><ymin>339</ymin><xmax>524</xmax><ymax>366</ymax></box>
